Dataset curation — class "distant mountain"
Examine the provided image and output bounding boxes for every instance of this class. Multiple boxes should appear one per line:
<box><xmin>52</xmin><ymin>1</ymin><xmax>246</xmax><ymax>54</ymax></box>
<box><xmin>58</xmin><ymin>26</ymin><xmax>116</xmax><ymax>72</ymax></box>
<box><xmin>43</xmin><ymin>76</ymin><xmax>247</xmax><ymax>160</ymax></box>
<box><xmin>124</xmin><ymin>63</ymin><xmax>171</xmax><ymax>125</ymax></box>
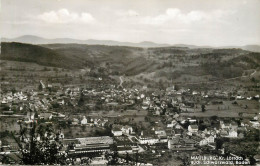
<box><xmin>2</xmin><ymin>35</ymin><xmax>49</xmax><ymax>44</ymax></box>
<box><xmin>2</xmin><ymin>35</ymin><xmax>170</xmax><ymax>48</ymax></box>
<box><xmin>2</xmin><ymin>35</ymin><xmax>260</xmax><ymax>52</ymax></box>
<box><xmin>242</xmin><ymin>45</ymin><xmax>260</xmax><ymax>53</ymax></box>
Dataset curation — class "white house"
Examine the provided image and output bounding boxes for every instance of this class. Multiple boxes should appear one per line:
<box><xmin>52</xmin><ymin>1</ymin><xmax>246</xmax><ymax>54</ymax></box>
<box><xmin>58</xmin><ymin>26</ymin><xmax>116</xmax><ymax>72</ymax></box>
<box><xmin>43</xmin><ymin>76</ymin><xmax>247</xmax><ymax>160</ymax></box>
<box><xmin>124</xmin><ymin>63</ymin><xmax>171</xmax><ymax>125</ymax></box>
<box><xmin>188</xmin><ymin>125</ymin><xmax>198</xmax><ymax>133</ymax></box>
<box><xmin>228</xmin><ymin>129</ymin><xmax>238</xmax><ymax>138</ymax></box>
<box><xmin>206</xmin><ymin>135</ymin><xmax>215</xmax><ymax>143</ymax></box>
<box><xmin>112</xmin><ymin>127</ymin><xmax>123</xmax><ymax>136</ymax></box>
<box><xmin>121</xmin><ymin>126</ymin><xmax>133</xmax><ymax>135</ymax></box>
<box><xmin>220</xmin><ymin>121</ymin><xmax>230</xmax><ymax>129</ymax></box>
<box><xmin>81</xmin><ymin>116</ymin><xmax>88</xmax><ymax>125</ymax></box>
<box><xmin>199</xmin><ymin>139</ymin><xmax>208</xmax><ymax>146</ymax></box>
<box><xmin>199</xmin><ymin>135</ymin><xmax>215</xmax><ymax>146</ymax></box>
<box><xmin>154</xmin><ymin>129</ymin><xmax>166</xmax><ymax>136</ymax></box>
<box><xmin>250</xmin><ymin>120</ymin><xmax>260</xmax><ymax>128</ymax></box>
<box><xmin>138</xmin><ymin>131</ymin><xmax>159</xmax><ymax>145</ymax></box>
<box><xmin>72</xmin><ymin>118</ymin><xmax>79</xmax><ymax>125</ymax></box>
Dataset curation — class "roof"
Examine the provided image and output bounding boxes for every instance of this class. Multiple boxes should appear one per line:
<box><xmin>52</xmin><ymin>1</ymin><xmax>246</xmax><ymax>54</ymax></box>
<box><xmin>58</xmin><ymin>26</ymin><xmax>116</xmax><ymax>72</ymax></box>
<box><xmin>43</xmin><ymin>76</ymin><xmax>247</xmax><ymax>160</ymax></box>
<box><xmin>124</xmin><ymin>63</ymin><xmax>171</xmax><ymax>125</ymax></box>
<box><xmin>76</xmin><ymin>136</ymin><xmax>113</xmax><ymax>145</ymax></box>
<box><xmin>62</xmin><ymin>138</ymin><xmax>80</xmax><ymax>145</ymax></box>
<box><xmin>112</xmin><ymin>127</ymin><xmax>122</xmax><ymax>132</ymax></box>
<box><xmin>117</xmin><ymin>146</ymin><xmax>132</xmax><ymax>151</ymax></box>
<box><xmin>189</xmin><ymin>125</ymin><xmax>198</xmax><ymax>129</ymax></box>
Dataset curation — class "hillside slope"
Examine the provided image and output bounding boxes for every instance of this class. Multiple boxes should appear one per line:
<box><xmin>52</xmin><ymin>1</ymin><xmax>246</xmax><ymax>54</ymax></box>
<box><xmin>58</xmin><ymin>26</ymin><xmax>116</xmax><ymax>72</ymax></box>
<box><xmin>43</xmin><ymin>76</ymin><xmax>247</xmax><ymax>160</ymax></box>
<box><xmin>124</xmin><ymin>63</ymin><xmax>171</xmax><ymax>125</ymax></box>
<box><xmin>1</xmin><ymin>42</ymin><xmax>259</xmax><ymax>80</ymax></box>
<box><xmin>0</xmin><ymin>42</ymin><xmax>87</xmax><ymax>69</ymax></box>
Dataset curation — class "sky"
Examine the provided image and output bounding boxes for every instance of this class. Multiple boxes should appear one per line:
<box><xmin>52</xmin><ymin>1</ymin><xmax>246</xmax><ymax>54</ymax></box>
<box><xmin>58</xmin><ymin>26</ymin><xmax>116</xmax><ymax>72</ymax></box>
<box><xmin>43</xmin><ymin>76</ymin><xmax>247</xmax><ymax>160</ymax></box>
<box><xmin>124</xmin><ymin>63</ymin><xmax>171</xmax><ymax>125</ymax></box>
<box><xmin>1</xmin><ymin>0</ymin><xmax>260</xmax><ymax>46</ymax></box>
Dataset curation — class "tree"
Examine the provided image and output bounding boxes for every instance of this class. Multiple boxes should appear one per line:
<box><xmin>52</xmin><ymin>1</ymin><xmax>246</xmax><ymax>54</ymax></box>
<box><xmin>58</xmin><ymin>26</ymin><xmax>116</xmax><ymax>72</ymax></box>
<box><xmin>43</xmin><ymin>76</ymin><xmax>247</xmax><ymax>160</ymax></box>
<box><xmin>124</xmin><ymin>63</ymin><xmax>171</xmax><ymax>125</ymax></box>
<box><xmin>215</xmin><ymin>138</ymin><xmax>224</xmax><ymax>150</ymax></box>
<box><xmin>11</xmin><ymin>88</ymin><xmax>17</xmax><ymax>94</ymax></box>
<box><xmin>13</xmin><ymin>122</ymin><xmax>66</xmax><ymax>165</ymax></box>
<box><xmin>105</xmin><ymin>144</ymin><xmax>119</xmax><ymax>165</ymax></box>
<box><xmin>251</xmin><ymin>77</ymin><xmax>256</xmax><ymax>82</ymax></box>
<box><xmin>125</xmin><ymin>152</ymin><xmax>130</xmax><ymax>164</ymax></box>
<box><xmin>38</xmin><ymin>84</ymin><xmax>43</xmax><ymax>91</ymax></box>
<box><xmin>135</xmin><ymin>151</ymin><xmax>139</xmax><ymax>165</ymax></box>
<box><xmin>201</xmin><ymin>104</ymin><xmax>206</xmax><ymax>112</ymax></box>
<box><xmin>78</xmin><ymin>92</ymin><xmax>85</xmax><ymax>106</ymax></box>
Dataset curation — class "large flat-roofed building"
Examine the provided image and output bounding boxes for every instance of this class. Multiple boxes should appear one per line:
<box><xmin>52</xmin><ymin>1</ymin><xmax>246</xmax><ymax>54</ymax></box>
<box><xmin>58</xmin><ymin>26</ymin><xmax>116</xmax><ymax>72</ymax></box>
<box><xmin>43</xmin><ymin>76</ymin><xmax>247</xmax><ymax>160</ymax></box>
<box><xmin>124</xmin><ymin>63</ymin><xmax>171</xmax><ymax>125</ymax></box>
<box><xmin>76</xmin><ymin>136</ymin><xmax>113</xmax><ymax>146</ymax></box>
<box><xmin>67</xmin><ymin>136</ymin><xmax>114</xmax><ymax>155</ymax></box>
<box><xmin>72</xmin><ymin>144</ymin><xmax>111</xmax><ymax>154</ymax></box>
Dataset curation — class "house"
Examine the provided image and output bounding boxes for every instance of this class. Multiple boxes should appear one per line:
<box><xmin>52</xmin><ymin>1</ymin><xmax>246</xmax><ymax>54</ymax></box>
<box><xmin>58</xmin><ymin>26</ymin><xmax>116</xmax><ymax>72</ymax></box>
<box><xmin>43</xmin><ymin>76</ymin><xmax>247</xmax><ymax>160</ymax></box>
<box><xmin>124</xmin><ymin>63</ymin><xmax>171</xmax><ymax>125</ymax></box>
<box><xmin>167</xmin><ymin>120</ymin><xmax>177</xmax><ymax>128</ymax></box>
<box><xmin>174</xmin><ymin>129</ymin><xmax>183</xmax><ymax>136</ymax></box>
<box><xmin>220</xmin><ymin>121</ymin><xmax>230</xmax><ymax>129</ymax></box>
<box><xmin>188</xmin><ymin>125</ymin><xmax>198</xmax><ymax>133</ymax></box>
<box><xmin>158</xmin><ymin>135</ymin><xmax>168</xmax><ymax>143</ymax></box>
<box><xmin>199</xmin><ymin>139</ymin><xmax>208</xmax><ymax>146</ymax></box>
<box><xmin>81</xmin><ymin>116</ymin><xmax>88</xmax><ymax>125</ymax></box>
<box><xmin>199</xmin><ymin>135</ymin><xmax>215</xmax><ymax>146</ymax></box>
<box><xmin>39</xmin><ymin>112</ymin><xmax>53</xmax><ymax>120</ymax></box>
<box><xmin>249</xmin><ymin>120</ymin><xmax>260</xmax><ymax>128</ymax></box>
<box><xmin>155</xmin><ymin>110</ymin><xmax>161</xmax><ymax>115</ymax></box>
<box><xmin>168</xmin><ymin>137</ymin><xmax>196</xmax><ymax>150</ymax></box>
<box><xmin>175</xmin><ymin>123</ymin><xmax>183</xmax><ymax>129</ymax></box>
<box><xmin>138</xmin><ymin>131</ymin><xmax>159</xmax><ymax>145</ymax></box>
<box><xmin>112</xmin><ymin>127</ymin><xmax>123</xmax><ymax>136</ymax></box>
<box><xmin>220</xmin><ymin>129</ymin><xmax>229</xmax><ymax>137</ymax></box>
<box><xmin>72</xmin><ymin>118</ymin><xmax>79</xmax><ymax>125</ymax></box>
<box><xmin>121</xmin><ymin>125</ymin><xmax>133</xmax><ymax>135</ymax></box>
<box><xmin>154</xmin><ymin>128</ymin><xmax>166</xmax><ymax>136</ymax></box>
<box><xmin>206</xmin><ymin>135</ymin><xmax>215</xmax><ymax>143</ymax></box>
<box><xmin>228</xmin><ymin>129</ymin><xmax>237</xmax><ymax>138</ymax></box>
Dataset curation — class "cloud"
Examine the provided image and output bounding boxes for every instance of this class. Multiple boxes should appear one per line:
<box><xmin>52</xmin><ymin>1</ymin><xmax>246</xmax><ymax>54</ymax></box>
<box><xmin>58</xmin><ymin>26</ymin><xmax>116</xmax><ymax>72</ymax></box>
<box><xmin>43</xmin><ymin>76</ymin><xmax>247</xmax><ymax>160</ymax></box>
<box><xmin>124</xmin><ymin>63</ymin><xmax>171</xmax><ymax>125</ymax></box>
<box><xmin>139</xmin><ymin>8</ymin><xmax>233</xmax><ymax>25</ymax></box>
<box><xmin>116</xmin><ymin>9</ymin><xmax>139</xmax><ymax>17</ymax></box>
<box><xmin>37</xmin><ymin>9</ymin><xmax>95</xmax><ymax>24</ymax></box>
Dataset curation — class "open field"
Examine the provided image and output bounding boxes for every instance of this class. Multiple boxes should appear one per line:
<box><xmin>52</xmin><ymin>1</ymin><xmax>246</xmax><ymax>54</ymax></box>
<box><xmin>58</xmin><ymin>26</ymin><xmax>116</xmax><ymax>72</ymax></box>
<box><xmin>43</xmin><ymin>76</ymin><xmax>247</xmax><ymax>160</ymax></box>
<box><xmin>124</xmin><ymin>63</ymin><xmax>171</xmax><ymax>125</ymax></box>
<box><xmin>181</xmin><ymin>100</ymin><xmax>259</xmax><ymax>118</ymax></box>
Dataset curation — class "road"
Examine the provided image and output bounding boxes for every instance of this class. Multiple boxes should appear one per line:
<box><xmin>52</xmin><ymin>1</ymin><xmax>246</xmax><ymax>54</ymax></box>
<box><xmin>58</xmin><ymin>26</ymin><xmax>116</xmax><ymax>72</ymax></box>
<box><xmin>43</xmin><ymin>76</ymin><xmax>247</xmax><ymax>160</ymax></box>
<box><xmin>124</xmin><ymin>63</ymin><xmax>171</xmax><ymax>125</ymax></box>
<box><xmin>119</xmin><ymin>76</ymin><xmax>124</xmax><ymax>88</ymax></box>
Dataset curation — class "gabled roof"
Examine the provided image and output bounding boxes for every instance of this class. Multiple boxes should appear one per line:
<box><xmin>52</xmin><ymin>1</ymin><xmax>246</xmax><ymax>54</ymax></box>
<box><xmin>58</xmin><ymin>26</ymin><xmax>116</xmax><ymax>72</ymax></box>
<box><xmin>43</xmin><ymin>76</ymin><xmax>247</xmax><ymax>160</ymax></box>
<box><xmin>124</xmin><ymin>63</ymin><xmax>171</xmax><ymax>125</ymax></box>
<box><xmin>189</xmin><ymin>125</ymin><xmax>198</xmax><ymax>129</ymax></box>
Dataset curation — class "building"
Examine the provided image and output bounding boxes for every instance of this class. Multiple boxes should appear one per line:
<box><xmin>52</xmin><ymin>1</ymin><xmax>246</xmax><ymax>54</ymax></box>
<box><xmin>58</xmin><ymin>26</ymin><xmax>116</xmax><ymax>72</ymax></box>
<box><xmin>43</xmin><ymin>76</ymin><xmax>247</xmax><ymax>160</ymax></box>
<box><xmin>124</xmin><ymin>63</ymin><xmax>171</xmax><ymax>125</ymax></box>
<box><xmin>188</xmin><ymin>125</ymin><xmax>198</xmax><ymax>133</ymax></box>
<box><xmin>121</xmin><ymin>125</ymin><xmax>133</xmax><ymax>135</ymax></box>
<box><xmin>112</xmin><ymin>127</ymin><xmax>123</xmax><ymax>136</ymax></box>
<box><xmin>39</xmin><ymin>112</ymin><xmax>53</xmax><ymax>120</ymax></box>
<box><xmin>199</xmin><ymin>135</ymin><xmax>215</xmax><ymax>146</ymax></box>
<box><xmin>228</xmin><ymin>129</ymin><xmax>238</xmax><ymax>138</ymax></box>
<box><xmin>67</xmin><ymin>136</ymin><xmax>114</xmax><ymax>155</ymax></box>
<box><xmin>81</xmin><ymin>116</ymin><xmax>88</xmax><ymax>125</ymax></box>
<box><xmin>220</xmin><ymin>121</ymin><xmax>230</xmax><ymax>129</ymax></box>
<box><xmin>138</xmin><ymin>131</ymin><xmax>159</xmax><ymax>145</ymax></box>
<box><xmin>168</xmin><ymin>137</ymin><xmax>196</xmax><ymax>150</ymax></box>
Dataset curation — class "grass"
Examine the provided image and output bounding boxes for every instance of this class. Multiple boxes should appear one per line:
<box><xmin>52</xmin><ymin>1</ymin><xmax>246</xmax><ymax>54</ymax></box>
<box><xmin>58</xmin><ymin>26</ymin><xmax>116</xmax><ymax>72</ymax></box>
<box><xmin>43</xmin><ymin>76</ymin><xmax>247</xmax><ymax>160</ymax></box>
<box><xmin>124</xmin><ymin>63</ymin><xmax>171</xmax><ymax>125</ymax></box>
<box><xmin>181</xmin><ymin>100</ymin><xmax>259</xmax><ymax>118</ymax></box>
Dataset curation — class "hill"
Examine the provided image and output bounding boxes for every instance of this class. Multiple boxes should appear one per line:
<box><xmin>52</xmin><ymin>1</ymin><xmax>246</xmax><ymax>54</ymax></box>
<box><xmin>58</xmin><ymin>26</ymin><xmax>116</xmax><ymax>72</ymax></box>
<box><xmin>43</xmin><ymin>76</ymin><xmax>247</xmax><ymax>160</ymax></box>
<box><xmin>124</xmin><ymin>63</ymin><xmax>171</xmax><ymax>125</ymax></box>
<box><xmin>0</xmin><ymin>42</ymin><xmax>86</xmax><ymax>69</ymax></box>
<box><xmin>1</xmin><ymin>42</ymin><xmax>260</xmax><ymax>81</ymax></box>
<box><xmin>4</xmin><ymin>35</ymin><xmax>260</xmax><ymax>52</ymax></box>
<box><xmin>2</xmin><ymin>35</ymin><xmax>170</xmax><ymax>48</ymax></box>
<box><xmin>0</xmin><ymin>42</ymin><xmax>153</xmax><ymax>74</ymax></box>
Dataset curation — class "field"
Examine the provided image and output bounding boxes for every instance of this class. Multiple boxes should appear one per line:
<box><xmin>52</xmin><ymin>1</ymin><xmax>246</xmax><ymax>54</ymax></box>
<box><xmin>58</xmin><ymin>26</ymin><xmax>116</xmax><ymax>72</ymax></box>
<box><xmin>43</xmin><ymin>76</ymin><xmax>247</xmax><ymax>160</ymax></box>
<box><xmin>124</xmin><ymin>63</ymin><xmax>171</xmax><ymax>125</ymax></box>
<box><xmin>181</xmin><ymin>100</ymin><xmax>259</xmax><ymax>118</ymax></box>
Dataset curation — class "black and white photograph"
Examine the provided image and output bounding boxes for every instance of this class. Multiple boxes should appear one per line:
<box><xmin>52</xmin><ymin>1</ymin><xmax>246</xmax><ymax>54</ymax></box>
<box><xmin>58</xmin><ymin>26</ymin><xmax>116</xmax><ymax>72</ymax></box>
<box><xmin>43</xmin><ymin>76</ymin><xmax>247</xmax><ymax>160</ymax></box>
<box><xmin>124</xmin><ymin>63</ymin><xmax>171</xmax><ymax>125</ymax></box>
<box><xmin>1</xmin><ymin>0</ymin><xmax>260</xmax><ymax>165</ymax></box>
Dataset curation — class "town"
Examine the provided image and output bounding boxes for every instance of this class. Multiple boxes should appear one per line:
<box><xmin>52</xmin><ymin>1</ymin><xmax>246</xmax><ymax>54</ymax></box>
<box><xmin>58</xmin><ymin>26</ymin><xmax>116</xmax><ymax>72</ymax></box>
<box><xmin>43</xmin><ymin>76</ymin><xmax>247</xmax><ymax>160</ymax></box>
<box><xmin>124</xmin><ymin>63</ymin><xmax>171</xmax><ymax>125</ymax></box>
<box><xmin>1</xmin><ymin>74</ymin><xmax>259</xmax><ymax>165</ymax></box>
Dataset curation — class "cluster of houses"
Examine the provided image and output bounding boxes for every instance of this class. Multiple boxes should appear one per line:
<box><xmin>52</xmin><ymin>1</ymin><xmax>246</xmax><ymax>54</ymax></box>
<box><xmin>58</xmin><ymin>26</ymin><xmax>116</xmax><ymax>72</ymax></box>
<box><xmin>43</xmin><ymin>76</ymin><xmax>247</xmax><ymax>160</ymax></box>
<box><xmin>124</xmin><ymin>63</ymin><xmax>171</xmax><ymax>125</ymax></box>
<box><xmin>0</xmin><ymin>89</ymin><xmax>80</xmax><ymax>116</ymax></box>
<box><xmin>70</xmin><ymin>116</ymin><xmax>109</xmax><ymax>127</ymax></box>
<box><xmin>1</xmin><ymin>81</ymin><xmax>260</xmax><ymax>165</ymax></box>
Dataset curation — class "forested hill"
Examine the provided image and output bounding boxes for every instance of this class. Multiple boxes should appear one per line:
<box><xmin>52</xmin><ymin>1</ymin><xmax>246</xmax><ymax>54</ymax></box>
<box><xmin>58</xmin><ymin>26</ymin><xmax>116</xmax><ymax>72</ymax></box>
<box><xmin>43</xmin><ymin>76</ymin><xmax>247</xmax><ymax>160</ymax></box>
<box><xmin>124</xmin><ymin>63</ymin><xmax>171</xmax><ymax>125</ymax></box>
<box><xmin>1</xmin><ymin>42</ymin><xmax>260</xmax><ymax>80</ymax></box>
<box><xmin>0</xmin><ymin>42</ymin><xmax>86</xmax><ymax>69</ymax></box>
